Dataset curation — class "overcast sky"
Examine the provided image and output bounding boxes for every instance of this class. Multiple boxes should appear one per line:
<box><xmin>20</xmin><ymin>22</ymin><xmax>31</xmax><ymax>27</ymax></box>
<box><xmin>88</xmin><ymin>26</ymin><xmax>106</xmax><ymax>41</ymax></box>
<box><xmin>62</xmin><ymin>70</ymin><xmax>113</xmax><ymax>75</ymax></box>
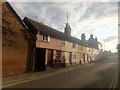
<box><xmin>7</xmin><ymin>0</ymin><xmax>119</xmax><ymax>52</ymax></box>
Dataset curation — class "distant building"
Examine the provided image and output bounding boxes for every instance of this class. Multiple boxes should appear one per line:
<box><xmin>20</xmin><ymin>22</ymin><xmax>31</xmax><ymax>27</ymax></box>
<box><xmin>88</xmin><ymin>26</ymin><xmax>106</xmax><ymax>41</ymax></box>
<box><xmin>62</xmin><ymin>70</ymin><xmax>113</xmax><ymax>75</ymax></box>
<box><xmin>81</xmin><ymin>33</ymin><xmax>103</xmax><ymax>62</ymax></box>
<box><xmin>87</xmin><ymin>34</ymin><xmax>98</xmax><ymax>49</ymax></box>
<box><xmin>81</xmin><ymin>33</ymin><xmax>87</xmax><ymax>43</ymax></box>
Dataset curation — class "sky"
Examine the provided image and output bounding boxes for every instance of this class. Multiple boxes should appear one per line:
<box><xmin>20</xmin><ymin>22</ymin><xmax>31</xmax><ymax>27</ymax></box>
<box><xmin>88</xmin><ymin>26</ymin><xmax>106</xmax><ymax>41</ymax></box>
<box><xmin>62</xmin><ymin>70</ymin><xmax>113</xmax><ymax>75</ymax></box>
<box><xmin>6</xmin><ymin>0</ymin><xmax>119</xmax><ymax>52</ymax></box>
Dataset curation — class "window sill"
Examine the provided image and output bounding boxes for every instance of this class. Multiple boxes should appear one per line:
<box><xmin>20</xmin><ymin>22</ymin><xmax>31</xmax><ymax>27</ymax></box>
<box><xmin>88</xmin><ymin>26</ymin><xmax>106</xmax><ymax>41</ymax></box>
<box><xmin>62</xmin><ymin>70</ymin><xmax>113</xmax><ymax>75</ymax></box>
<box><xmin>41</xmin><ymin>40</ymin><xmax>50</xmax><ymax>43</ymax></box>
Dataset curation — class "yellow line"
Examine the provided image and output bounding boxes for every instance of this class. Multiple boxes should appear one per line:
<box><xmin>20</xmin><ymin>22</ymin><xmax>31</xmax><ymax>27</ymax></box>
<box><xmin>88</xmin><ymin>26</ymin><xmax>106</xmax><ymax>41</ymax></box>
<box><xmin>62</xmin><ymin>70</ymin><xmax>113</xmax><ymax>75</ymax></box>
<box><xmin>2</xmin><ymin>77</ymin><xmax>41</xmax><ymax>88</ymax></box>
<box><xmin>109</xmin><ymin>74</ymin><xmax>116</xmax><ymax>88</ymax></box>
<box><xmin>3</xmin><ymin>79</ymin><xmax>24</xmax><ymax>85</ymax></box>
<box><xmin>109</xmin><ymin>71</ymin><xmax>118</xmax><ymax>89</ymax></box>
<box><xmin>2</xmin><ymin>69</ymin><xmax>71</xmax><ymax>88</ymax></box>
<box><xmin>2</xmin><ymin>67</ymin><xmax>87</xmax><ymax>88</ymax></box>
<box><xmin>113</xmin><ymin>73</ymin><xmax>118</xmax><ymax>88</ymax></box>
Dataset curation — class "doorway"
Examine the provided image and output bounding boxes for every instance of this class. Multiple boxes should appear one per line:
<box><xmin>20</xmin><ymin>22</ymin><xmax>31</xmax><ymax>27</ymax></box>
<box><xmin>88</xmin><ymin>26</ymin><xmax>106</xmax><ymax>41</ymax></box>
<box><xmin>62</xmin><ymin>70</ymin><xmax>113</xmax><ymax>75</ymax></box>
<box><xmin>47</xmin><ymin>49</ymin><xmax>53</xmax><ymax>67</ymax></box>
<box><xmin>83</xmin><ymin>54</ymin><xmax>85</xmax><ymax>63</ymax></box>
<box><xmin>69</xmin><ymin>52</ymin><xmax>72</xmax><ymax>65</ymax></box>
<box><xmin>35</xmin><ymin>48</ymin><xmax>46</xmax><ymax>71</ymax></box>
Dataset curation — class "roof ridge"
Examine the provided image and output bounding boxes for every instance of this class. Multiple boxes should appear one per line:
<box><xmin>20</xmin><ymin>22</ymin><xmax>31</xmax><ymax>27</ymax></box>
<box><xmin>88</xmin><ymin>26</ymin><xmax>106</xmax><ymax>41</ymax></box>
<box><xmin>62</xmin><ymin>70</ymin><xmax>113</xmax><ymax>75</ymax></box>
<box><xmin>24</xmin><ymin>17</ymin><xmax>87</xmax><ymax>46</ymax></box>
<box><xmin>26</xmin><ymin>17</ymin><xmax>65</xmax><ymax>34</ymax></box>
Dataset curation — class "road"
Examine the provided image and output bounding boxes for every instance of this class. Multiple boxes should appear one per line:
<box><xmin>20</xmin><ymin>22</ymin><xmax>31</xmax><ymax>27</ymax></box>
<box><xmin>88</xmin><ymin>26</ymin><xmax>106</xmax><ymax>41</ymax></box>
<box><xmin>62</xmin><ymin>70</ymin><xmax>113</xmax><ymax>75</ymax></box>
<box><xmin>7</xmin><ymin>53</ymin><xmax>118</xmax><ymax>88</ymax></box>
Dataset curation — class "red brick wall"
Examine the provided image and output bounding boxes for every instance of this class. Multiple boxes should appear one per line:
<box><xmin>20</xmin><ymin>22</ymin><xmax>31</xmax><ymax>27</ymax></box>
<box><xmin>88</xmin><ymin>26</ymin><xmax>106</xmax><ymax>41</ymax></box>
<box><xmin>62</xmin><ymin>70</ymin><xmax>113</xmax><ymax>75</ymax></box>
<box><xmin>2</xmin><ymin>3</ymin><xmax>31</xmax><ymax>76</ymax></box>
<box><xmin>36</xmin><ymin>34</ymin><xmax>60</xmax><ymax>50</ymax></box>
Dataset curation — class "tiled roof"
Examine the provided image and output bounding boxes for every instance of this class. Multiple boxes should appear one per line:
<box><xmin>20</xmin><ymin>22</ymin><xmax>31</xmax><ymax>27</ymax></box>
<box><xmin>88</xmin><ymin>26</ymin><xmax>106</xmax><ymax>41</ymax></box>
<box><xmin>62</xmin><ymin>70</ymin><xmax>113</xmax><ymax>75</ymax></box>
<box><xmin>23</xmin><ymin>17</ymin><xmax>87</xmax><ymax>46</ymax></box>
<box><xmin>87</xmin><ymin>38</ymin><xmax>98</xmax><ymax>49</ymax></box>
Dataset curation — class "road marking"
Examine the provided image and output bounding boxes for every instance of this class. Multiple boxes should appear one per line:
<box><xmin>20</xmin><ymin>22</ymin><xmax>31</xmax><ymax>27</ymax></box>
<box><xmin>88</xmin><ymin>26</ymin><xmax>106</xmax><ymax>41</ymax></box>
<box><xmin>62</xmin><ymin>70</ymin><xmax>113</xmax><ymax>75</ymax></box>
<box><xmin>109</xmin><ymin>71</ymin><xmax>118</xmax><ymax>89</ymax></box>
<box><xmin>69</xmin><ymin>68</ymin><xmax>73</xmax><ymax>70</ymax></box>
<box><xmin>2</xmin><ymin>68</ymin><xmax>76</xmax><ymax>88</ymax></box>
<box><xmin>90</xmin><ymin>63</ymin><xmax>94</xmax><ymax>66</ymax></box>
<box><xmin>113</xmin><ymin>73</ymin><xmax>118</xmax><ymax>88</ymax></box>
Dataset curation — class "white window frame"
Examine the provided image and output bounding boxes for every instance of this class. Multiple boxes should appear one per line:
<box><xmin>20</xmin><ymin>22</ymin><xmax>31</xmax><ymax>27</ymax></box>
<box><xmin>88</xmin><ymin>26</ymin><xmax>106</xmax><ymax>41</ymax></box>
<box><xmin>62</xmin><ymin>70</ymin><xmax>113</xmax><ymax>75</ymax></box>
<box><xmin>43</xmin><ymin>34</ymin><xmax>50</xmax><ymax>42</ymax></box>
<box><xmin>61</xmin><ymin>41</ymin><xmax>65</xmax><ymax>47</ymax></box>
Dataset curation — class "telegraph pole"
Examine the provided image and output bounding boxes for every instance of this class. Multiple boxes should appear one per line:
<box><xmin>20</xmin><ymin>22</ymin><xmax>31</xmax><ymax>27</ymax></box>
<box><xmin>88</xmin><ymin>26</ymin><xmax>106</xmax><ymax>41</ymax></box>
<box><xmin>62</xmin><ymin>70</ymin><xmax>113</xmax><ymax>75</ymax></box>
<box><xmin>104</xmin><ymin>40</ymin><xmax>105</xmax><ymax>52</ymax></box>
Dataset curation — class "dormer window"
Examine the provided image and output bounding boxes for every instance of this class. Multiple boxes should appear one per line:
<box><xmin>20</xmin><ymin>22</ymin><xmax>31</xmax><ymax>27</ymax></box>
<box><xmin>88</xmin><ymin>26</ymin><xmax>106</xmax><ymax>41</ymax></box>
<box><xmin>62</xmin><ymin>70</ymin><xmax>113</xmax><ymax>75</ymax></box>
<box><xmin>43</xmin><ymin>34</ymin><xmax>50</xmax><ymax>42</ymax></box>
<box><xmin>73</xmin><ymin>43</ymin><xmax>76</xmax><ymax>48</ymax></box>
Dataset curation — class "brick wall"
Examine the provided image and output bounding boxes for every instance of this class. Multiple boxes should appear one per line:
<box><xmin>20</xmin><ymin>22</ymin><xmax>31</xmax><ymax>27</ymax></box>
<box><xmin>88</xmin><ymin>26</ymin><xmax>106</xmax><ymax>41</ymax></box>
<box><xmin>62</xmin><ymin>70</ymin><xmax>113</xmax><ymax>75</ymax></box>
<box><xmin>2</xmin><ymin>3</ymin><xmax>33</xmax><ymax>76</ymax></box>
<box><xmin>36</xmin><ymin>33</ymin><xmax>60</xmax><ymax>50</ymax></box>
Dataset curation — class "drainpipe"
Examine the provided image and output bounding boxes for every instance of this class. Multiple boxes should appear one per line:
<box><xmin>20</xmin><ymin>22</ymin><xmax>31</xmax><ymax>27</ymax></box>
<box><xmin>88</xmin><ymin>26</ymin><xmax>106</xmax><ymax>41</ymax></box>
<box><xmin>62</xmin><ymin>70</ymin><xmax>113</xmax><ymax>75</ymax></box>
<box><xmin>32</xmin><ymin>34</ymin><xmax>37</xmax><ymax>71</ymax></box>
<box><xmin>32</xmin><ymin>44</ymin><xmax>36</xmax><ymax>71</ymax></box>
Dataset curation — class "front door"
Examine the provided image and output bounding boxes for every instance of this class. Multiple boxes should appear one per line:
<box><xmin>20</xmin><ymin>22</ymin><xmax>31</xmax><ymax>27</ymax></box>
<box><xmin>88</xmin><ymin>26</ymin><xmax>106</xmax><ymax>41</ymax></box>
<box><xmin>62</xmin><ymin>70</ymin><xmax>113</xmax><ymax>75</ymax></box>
<box><xmin>47</xmin><ymin>49</ymin><xmax>53</xmax><ymax>67</ymax></box>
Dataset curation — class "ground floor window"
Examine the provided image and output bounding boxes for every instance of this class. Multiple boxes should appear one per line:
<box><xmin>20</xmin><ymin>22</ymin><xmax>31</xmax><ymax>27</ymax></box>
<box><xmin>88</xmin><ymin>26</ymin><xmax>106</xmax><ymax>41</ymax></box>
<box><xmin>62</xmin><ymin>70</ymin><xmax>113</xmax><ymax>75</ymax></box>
<box><xmin>54</xmin><ymin>50</ymin><xmax>62</xmax><ymax>63</ymax></box>
<box><xmin>80</xmin><ymin>53</ymin><xmax>86</xmax><ymax>63</ymax></box>
<box><xmin>73</xmin><ymin>54</ymin><xmax>76</xmax><ymax>59</ymax></box>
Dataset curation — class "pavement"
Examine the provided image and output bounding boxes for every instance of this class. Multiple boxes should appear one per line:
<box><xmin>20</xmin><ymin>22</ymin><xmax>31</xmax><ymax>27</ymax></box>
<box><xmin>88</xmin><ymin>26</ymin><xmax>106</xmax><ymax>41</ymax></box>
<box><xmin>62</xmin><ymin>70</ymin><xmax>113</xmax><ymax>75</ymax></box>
<box><xmin>2</xmin><ymin>53</ymin><xmax>118</xmax><ymax>88</ymax></box>
<box><xmin>2</xmin><ymin>63</ymin><xmax>90</xmax><ymax>88</ymax></box>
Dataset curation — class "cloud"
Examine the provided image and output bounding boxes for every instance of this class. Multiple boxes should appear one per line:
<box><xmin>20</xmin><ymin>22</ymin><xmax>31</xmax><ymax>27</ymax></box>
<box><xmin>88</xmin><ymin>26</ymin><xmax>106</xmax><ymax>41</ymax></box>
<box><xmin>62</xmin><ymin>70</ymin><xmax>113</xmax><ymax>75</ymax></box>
<box><xmin>7</xmin><ymin>0</ymin><xmax>120</xmax><ymax>2</ymax></box>
<box><xmin>80</xmin><ymin>2</ymin><xmax>117</xmax><ymax>21</ymax></box>
<box><xmin>9</xmin><ymin>2</ymin><xmax>118</xmax><ymax>52</ymax></box>
<box><xmin>104</xmin><ymin>36</ymin><xmax>118</xmax><ymax>42</ymax></box>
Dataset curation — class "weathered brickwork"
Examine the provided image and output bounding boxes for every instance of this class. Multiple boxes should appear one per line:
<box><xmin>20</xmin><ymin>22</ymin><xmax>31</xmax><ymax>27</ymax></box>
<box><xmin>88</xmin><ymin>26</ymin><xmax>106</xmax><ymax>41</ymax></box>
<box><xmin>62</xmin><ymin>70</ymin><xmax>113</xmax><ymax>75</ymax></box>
<box><xmin>2</xmin><ymin>3</ymin><xmax>34</xmax><ymax>76</ymax></box>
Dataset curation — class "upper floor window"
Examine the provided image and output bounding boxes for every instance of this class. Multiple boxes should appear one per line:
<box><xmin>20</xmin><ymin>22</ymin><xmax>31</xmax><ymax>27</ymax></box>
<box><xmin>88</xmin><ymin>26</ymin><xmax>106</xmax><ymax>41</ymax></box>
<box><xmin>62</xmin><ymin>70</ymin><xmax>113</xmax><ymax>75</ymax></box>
<box><xmin>73</xmin><ymin>54</ymin><xmax>76</xmax><ymax>59</ymax></box>
<box><xmin>80</xmin><ymin>46</ymin><xmax>83</xmax><ymax>50</ymax></box>
<box><xmin>61</xmin><ymin>41</ymin><xmax>65</xmax><ymax>47</ymax></box>
<box><xmin>73</xmin><ymin>43</ymin><xmax>76</xmax><ymax>48</ymax></box>
<box><xmin>89</xmin><ymin>48</ymin><xmax>91</xmax><ymax>52</ymax></box>
<box><xmin>43</xmin><ymin>34</ymin><xmax>50</xmax><ymax>42</ymax></box>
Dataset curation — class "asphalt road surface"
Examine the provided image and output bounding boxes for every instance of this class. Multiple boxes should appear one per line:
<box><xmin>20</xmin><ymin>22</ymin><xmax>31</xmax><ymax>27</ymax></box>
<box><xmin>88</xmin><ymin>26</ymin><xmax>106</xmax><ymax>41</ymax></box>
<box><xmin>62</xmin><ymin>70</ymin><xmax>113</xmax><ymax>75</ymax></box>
<box><xmin>7</xmin><ymin>53</ymin><xmax>118</xmax><ymax>88</ymax></box>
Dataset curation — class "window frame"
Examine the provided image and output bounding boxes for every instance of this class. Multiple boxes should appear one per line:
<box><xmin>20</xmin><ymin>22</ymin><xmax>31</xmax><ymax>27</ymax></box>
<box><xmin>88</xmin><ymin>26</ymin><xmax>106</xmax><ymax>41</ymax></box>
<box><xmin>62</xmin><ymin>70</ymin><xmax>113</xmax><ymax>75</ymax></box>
<box><xmin>61</xmin><ymin>41</ymin><xmax>65</xmax><ymax>47</ymax></box>
<box><xmin>73</xmin><ymin>43</ymin><xmax>76</xmax><ymax>49</ymax></box>
<box><xmin>42</xmin><ymin>34</ymin><xmax>50</xmax><ymax>42</ymax></box>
